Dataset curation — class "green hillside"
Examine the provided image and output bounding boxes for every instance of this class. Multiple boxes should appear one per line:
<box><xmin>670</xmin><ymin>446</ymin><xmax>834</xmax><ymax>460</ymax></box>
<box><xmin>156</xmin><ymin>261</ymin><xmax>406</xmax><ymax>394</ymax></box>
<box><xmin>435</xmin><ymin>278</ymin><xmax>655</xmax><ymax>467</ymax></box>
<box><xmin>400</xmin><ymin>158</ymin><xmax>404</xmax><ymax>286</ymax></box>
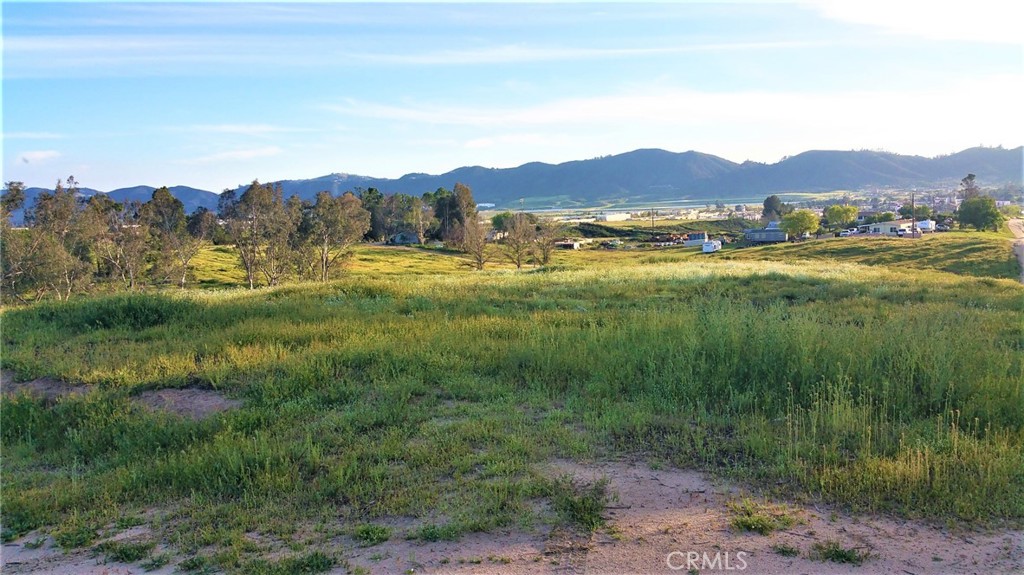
<box><xmin>2</xmin><ymin>238</ymin><xmax>1022</xmax><ymax>573</ymax></box>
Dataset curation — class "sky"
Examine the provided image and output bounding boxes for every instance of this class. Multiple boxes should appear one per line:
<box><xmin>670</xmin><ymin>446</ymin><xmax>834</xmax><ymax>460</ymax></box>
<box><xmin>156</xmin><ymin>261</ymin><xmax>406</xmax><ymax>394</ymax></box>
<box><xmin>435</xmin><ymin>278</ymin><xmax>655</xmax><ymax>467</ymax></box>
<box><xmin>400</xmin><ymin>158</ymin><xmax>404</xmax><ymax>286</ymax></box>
<box><xmin>3</xmin><ymin>1</ymin><xmax>1023</xmax><ymax>193</ymax></box>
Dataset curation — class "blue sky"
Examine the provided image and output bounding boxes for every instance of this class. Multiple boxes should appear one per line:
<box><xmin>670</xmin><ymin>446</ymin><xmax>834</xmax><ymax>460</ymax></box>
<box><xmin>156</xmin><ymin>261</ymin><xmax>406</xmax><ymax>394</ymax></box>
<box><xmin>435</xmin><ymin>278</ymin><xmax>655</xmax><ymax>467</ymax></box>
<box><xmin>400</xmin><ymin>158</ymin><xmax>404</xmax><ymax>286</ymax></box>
<box><xmin>3</xmin><ymin>1</ymin><xmax>1022</xmax><ymax>192</ymax></box>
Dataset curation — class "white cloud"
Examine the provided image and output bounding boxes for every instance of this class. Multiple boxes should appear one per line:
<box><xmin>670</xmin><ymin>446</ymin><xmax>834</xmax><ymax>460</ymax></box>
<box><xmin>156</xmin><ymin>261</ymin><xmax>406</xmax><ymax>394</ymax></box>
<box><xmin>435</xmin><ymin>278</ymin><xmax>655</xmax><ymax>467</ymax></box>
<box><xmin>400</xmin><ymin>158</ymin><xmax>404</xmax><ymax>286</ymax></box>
<box><xmin>18</xmin><ymin>150</ymin><xmax>62</xmax><ymax>164</ymax></box>
<box><xmin>184</xmin><ymin>146</ymin><xmax>283</xmax><ymax>165</ymax></box>
<box><xmin>808</xmin><ymin>1</ymin><xmax>1023</xmax><ymax>44</ymax></box>
<box><xmin>328</xmin><ymin>74</ymin><xmax>1023</xmax><ymax>164</ymax></box>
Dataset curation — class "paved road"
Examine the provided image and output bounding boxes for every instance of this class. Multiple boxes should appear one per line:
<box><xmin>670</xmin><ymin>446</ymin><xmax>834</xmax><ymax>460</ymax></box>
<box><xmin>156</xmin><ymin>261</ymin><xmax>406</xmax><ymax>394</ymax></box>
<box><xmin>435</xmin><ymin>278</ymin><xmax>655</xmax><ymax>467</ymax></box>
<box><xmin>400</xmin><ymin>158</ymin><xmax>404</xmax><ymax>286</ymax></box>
<box><xmin>1009</xmin><ymin>218</ymin><xmax>1024</xmax><ymax>284</ymax></box>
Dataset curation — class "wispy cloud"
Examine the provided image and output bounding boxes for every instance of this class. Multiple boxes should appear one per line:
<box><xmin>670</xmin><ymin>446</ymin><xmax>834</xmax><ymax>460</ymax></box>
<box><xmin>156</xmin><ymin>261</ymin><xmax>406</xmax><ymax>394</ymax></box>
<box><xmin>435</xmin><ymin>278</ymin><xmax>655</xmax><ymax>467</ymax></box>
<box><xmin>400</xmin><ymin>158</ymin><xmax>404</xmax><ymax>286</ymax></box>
<box><xmin>328</xmin><ymin>74</ymin><xmax>1024</xmax><ymax>131</ymax></box>
<box><xmin>183</xmin><ymin>147</ymin><xmax>283</xmax><ymax>165</ymax></box>
<box><xmin>347</xmin><ymin>41</ymin><xmax>822</xmax><ymax>66</ymax></box>
<box><xmin>808</xmin><ymin>0</ymin><xmax>1020</xmax><ymax>44</ymax></box>
<box><xmin>18</xmin><ymin>150</ymin><xmax>62</xmax><ymax>164</ymax></box>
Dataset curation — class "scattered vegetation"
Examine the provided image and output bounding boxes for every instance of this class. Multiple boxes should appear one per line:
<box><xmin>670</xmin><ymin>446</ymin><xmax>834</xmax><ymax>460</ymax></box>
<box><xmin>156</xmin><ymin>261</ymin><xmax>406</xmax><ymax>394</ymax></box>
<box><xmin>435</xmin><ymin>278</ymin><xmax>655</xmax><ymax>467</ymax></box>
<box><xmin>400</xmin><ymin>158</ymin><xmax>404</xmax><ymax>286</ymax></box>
<box><xmin>728</xmin><ymin>498</ymin><xmax>796</xmax><ymax>535</ymax></box>
<box><xmin>810</xmin><ymin>539</ymin><xmax>870</xmax><ymax>565</ymax></box>
<box><xmin>96</xmin><ymin>539</ymin><xmax>156</xmax><ymax>563</ymax></box>
<box><xmin>352</xmin><ymin>524</ymin><xmax>391</xmax><ymax>547</ymax></box>
<box><xmin>549</xmin><ymin>475</ymin><xmax>610</xmax><ymax>532</ymax></box>
<box><xmin>771</xmin><ymin>543</ymin><xmax>800</xmax><ymax>557</ymax></box>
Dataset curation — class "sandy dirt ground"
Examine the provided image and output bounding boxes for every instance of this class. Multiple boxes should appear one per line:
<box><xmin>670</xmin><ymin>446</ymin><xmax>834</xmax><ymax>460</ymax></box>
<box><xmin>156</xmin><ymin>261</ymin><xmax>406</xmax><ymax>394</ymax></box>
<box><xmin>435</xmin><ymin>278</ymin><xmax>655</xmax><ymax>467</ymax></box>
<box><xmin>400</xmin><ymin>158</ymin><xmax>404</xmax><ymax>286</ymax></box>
<box><xmin>0</xmin><ymin>369</ymin><xmax>240</xmax><ymax>419</ymax></box>
<box><xmin>6</xmin><ymin>460</ymin><xmax>1017</xmax><ymax>574</ymax></box>
<box><xmin>1009</xmin><ymin>218</ymin><xmax>1024</xmax><ymax>284</ymax></box>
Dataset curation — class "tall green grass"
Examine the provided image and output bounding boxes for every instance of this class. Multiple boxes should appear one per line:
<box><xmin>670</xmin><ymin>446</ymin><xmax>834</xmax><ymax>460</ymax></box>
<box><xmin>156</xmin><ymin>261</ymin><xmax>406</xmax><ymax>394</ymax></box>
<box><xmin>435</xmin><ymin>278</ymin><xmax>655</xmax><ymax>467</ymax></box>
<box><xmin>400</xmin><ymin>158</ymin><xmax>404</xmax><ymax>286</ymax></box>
<box><xmin>1</xmin><ymin>257</ymin><xmax>1021</xmax><ymax>569</ymax></box>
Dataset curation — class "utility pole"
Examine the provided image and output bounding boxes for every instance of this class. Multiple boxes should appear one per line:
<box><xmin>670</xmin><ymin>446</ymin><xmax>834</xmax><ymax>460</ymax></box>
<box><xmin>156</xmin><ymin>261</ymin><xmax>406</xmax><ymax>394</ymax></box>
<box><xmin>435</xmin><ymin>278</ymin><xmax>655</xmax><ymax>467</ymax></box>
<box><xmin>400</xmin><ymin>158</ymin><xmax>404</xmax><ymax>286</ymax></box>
<box><xmin>911</xmin><ymin>191</ymin><xmax>917</xmax><ymax>238</ymax></box>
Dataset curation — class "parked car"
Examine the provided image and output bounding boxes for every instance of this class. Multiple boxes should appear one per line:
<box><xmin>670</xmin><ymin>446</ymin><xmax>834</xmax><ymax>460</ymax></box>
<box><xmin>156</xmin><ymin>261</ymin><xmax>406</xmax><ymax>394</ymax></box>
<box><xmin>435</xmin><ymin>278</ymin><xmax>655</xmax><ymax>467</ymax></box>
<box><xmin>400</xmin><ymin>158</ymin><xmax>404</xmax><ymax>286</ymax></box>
<box><xmin>936</xmin><ymin>224</ymin><xmax>950</xmax><ymax>232</ymax></box>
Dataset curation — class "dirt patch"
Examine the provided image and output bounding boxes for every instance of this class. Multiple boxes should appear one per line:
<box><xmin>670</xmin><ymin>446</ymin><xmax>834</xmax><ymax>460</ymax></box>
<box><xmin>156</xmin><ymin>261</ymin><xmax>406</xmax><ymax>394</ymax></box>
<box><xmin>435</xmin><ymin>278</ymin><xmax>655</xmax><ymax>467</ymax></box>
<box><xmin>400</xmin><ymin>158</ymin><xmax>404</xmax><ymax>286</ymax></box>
<box><xmin>3</xmin><ymin>460</ymin><xmax>1020</xmax><ymax>574</ymax></box>
<box><xmin>134</xmin><ymin>388</ymin><xmax>241</xmax><ymax>420</ymax></box>
<box><xmin>1009</xmin><ymin>218</ymin><xmax>1024</xmax><ymax>284</ymax></box>
<box><xmin>1</xmin><ymin>369</ymin><xmax>240</xmax><ymax>420</ymax></box>
<box><xmin>1</xmin><ymin>369</ymin><xmax>88</xmax><ymax>403</ymax></box>
<box><xmin>1</xmin><ymin>526</ymin><xmax>176</xmax><ymax>575</ymax></box>
<box><xmin>334</xmin><ymin>460</ymin><xmax>1023</xmax><ymax>574</ymax></box>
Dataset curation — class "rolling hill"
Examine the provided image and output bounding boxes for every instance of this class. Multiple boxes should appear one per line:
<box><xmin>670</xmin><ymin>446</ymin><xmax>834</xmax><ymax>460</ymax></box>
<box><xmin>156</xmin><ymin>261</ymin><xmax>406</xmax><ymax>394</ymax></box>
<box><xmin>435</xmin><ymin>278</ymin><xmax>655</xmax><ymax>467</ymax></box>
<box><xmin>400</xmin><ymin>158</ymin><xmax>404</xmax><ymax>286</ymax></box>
<box><xmin>6</xmin><ymin>146</ymin><xmax>1021</xmax><ymax>222</ymax></box>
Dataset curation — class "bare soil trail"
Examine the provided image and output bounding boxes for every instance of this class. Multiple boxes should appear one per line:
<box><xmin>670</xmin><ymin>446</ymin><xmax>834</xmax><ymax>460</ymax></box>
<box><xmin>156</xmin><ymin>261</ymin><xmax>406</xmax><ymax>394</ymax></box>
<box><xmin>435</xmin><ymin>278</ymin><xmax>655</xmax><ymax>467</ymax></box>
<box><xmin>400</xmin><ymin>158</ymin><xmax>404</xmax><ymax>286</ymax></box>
<box><xmin>7</xmin><ymin>460</ymin><xmax>1018</xmax><ymax>574</ymax></box>
<box><xmin>1009</xmin><ymin>218</ymin><xmax>1024</xmax><ymax>283</ymax></box>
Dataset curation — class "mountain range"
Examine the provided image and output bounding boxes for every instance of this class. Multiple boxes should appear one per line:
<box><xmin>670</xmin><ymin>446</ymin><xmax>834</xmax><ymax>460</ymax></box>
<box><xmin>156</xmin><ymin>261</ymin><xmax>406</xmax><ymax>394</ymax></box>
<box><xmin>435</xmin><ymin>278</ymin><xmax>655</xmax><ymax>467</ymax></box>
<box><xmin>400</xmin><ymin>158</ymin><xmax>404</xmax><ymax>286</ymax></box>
<box><xmin>7</xmin><ymin>146</ymin><xmax>1021</xmax><ymax>223</ymax></box>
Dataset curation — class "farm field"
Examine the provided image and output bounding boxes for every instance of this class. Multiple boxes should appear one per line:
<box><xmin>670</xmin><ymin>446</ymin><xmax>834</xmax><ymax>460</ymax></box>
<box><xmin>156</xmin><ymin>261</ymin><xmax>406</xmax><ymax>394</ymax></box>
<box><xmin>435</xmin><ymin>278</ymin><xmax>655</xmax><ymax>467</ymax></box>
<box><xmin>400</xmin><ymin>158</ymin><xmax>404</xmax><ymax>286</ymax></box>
<box><xmin>1</xmin><ymin>233</ymin><xmax>1023</xmax><ymax>574</ymax></box>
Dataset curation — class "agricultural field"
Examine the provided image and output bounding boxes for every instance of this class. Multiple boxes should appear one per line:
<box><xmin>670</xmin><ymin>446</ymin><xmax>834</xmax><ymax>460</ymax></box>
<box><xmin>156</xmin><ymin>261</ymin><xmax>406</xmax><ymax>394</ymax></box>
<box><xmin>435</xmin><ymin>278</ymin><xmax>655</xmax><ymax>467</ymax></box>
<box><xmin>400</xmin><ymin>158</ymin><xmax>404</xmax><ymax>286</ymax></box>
<box><xmin>1</xmin><ymin>231</ymin><xmax>1022</xmax><ymax>574</ymax></box>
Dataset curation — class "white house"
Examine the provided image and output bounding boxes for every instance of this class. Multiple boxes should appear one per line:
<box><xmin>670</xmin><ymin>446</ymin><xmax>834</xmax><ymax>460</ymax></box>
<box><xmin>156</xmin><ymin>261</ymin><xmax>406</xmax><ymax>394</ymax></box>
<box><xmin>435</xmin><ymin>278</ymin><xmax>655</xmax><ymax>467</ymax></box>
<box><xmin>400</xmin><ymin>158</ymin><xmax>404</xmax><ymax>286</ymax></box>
<box><xmin>595</xmin><ymin>212</ymin><xmax>631</xmax><ymax>222</ymax></box>
<box><xmin>868</xmin><ymin>219</ymin><xmax>915</xmax><ymax>236</ymax></box>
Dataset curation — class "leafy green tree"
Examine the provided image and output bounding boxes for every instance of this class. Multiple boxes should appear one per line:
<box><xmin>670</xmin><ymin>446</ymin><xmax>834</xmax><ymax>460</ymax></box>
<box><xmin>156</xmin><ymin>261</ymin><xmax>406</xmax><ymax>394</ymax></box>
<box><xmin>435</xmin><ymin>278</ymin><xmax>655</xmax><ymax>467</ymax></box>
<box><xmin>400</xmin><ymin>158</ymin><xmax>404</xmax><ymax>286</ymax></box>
<box><xmin>781</xmin><ymin>209</ymin><xmax>820</xmax><ymax>238</ymax></box>
<box><xmin>356</xmin><ymin>187</ymin><xmax>386</xmax><ymax>241</ymax></box>
<box><xmin>86</xmin><ymin>195</ymin><xmax>150</xmax><ymax>290</ymax></box>
<box><xmin>824</xmin><ymin>204</ymin><xmax>859</xmax><ymax>229</ymax></box>
<box><xmin>762</xmin><ymin>195</ymin><xmax>792</xmax><ymax>221</ymax></box>
<box><xmin>897</xmin><ymin>204</ymin><xmax>932</xmax><ymax>220</ymax></box>
<box><xmin>380</xmin><ymin>193</ymin><xmax>426</xmax><ymax>241</ymax></box>
<box><xmin>223</xmin><ymin>180</ymin><xmax>291</xmax><ymax>289</ymax></box>
<box><xmin>957</xmin><ymin>196</ymin><xmax>1004</xmax><ymax>231</ymax></box>
<box><xmin>28</xmin><ymin>176</ymin><xmax>94</xmax><ymax>300</ymax></box>
<box><xmin>491</xmin><ymin>211</ymin><xmax>514</xmax><ymax>232</ymax></box>
<box><xmin>142</xmin><ymin>187</ymin><xmax>205</xmax><ymax>288</ymax></box>
<box><xmin>0</xmin><ymin>182</ymin><xmax>31</xmax><ymax>302</ymax></box>
<box><xmin>960</xmin><ymin>173</ymin><xmax>981</xmax><ymax>200</ymax></box>
<box><xmin>306</xmin><ymin>191</ymin><xmax>371</xmax><ymax>281</ymax></box>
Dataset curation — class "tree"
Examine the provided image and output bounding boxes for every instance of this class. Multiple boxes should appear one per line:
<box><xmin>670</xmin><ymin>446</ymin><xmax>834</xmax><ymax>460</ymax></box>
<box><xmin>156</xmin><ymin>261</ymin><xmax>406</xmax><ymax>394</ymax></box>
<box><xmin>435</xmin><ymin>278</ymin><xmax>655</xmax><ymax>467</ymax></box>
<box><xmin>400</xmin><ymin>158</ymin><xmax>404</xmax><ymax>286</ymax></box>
<box><xmin>532</xmin><ymin>217</ymin><xmax>565</xmax><ymax>267</ymax></box>
<box><xmin>457</xmin><ymin>215</ymin><xmax>489</xmax><ymax>270</ymax></box>
<box><xmin>357</xmin><ymin>187</ymin><xmax>386</xmax><ymax>241</ymax></box>
<box><xmin>142</xmin><ymin>187</ymin><xmax>206</xmax><ymax>288</ymax></box>
<box><xmin>491</xmin><ymin>211</ymin><xmax>514</xmax><ymax>232</ymax></box>
<box><xmin>897</xmin><ymin>204</ymin><xmax>932</xmax><ymax>220</ymax></box>
<box><xmin>960</xmin><ymin>173</ymin><xmax>981</xmax><ymax>200</ymax></box>
<box><xmin>423</xmin><ymin>187</ymin><xmax>453</xmax><ymax>240</ymax></box>
<box><xmin>223</xmin><ymin>180</ymin><xmax>289</xmax><ymax>289</ymax></box>
<box><xmin>28</xmin><ymin>176</ymin><xmax>94</xmax><ymax>300</ymax></box>
<box><xmin>86</xmin><ymin>196</ymin><xmax>150</xmax><ymax>290</ymax></box>
<box><xmin>379</xmin><ymin>193</ymin><xmax>425</xmax><ymax>241</ymax></box>
<box><xmin>306</xmin><ymin>191</ymin><xmax>371</xmax><ymax>281</ymax></box>
<box><xmin>762</xmin><ymin>195</ymin><xmax>792</xmax><ymax>221</ymax></box>
<box><xmin>1</xmin><ymin>182</ymin><xmax>31</xmax><ymax>302</ymax></box>
<box><xmin>781</xmin><ymin>209</ymin><xmax>820</xmax><ymax>238</ymax></box>
<box><xmin>502</xmin><ymin>213</ymin><xmax>536</xmax><ymax>269</ymax></box>
<box><xmin>957</xmin><ymin>196</ymin><xmax>1004</xmax><ymax>231</ymax></box>
<box><xmin>824</xmin><ymin>204</ymin><xmax>859</xmax><ymax>229</ymax></box>
<box><xmin>1</xmin><ymin>181</ymin><xmax>25</xmax><ymax>220</ymax></box>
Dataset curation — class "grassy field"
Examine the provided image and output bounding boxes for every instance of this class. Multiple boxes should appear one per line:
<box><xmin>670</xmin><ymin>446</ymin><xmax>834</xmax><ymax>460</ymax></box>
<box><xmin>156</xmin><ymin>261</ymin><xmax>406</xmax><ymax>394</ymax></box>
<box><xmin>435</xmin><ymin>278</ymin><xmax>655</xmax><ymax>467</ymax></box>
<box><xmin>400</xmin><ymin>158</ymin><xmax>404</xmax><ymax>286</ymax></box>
<box><xmin>2</xmin><ymin>232</ymin><xmax>1022</xmax><ymax>572</ymax></box>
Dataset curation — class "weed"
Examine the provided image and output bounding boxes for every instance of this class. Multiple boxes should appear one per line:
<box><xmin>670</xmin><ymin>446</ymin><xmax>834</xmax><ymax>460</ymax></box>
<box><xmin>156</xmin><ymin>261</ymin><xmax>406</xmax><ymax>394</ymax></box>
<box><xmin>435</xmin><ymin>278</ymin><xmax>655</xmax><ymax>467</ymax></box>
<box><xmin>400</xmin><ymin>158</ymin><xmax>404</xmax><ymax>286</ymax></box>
<box><xmin>550</xmin><ymin>475</ymin><xmax>609</xmax><ymax>532</ymax></box>
<box><xmin>810</xmin><ymin>540</ymin><xmax>869</xmax><ymax>565</ymax></box>
<box><xmin>408</xmin><ymin>523</ymin><xmax>460</xmax><ymax>542</ymax></box>
<box><xmin>142</xmin><ymin>552</ymin><xmax>171</xmax><ymax>571</ymax></box>
<box><xmin>771</xmin><ymin>543</ymin><xmax>800</xmax><ymax>557</ymax></box>
<box><xmin>96</xmin><ymin>539</ymin><xmax>155</xmax><ymax>563</ymax></box>
<box><xmin>52</xmin><ymin>516</ymin><xmax>96</xmax><ymax>549</ymax></box>
<box><xmin>353</xmin><ymin>524</ymin><xmax>391</xmax><ymax>547</ymax></box>
<box><xmin>728</xmin><ymin>499</ymin><xmax>795</xmax><ymax>535</ymax></box>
